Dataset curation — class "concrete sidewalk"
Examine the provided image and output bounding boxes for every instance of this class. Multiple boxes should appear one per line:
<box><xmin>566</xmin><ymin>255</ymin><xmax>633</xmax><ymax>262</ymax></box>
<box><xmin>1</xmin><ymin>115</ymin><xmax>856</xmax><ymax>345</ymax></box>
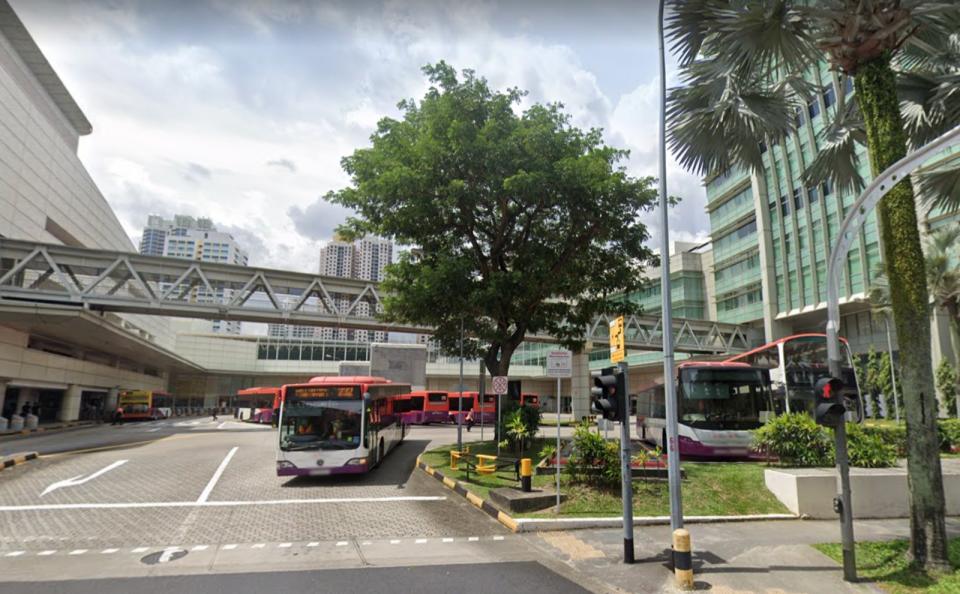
<box><xmin>526</xmin><ymin>517</ymin><xmax>960</xmax><ymax>593</ymax></box>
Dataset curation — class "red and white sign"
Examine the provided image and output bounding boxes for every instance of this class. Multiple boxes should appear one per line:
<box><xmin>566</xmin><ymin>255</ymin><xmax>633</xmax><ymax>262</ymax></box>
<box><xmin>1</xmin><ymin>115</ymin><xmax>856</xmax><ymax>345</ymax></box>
<box><xmin>492</xmin><ymin>376</ymin><xmax>509</xmax><ymax>395</ymax></box>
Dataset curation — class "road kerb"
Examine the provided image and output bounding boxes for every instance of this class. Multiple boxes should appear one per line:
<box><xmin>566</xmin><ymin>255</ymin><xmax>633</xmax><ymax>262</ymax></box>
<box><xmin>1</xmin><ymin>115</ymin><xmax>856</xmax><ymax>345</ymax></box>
<box><xmin>0</xmin><ymin>451</ymin><xmax>39</xmax><ymax>473</ymax></box>
<box><xmin>511</xmin><ymin>513</ymin><xmax>798</xmax><ymax>533</ymax></box>
<box><xmin>416</xmin><ymin>457</ymin><xmax>519</xmax><ymax>533</ymax></box>
<box><xmin>0</xmin><ymin>421</ymin><xmax>95</xmax><ymax>442</ymax></box>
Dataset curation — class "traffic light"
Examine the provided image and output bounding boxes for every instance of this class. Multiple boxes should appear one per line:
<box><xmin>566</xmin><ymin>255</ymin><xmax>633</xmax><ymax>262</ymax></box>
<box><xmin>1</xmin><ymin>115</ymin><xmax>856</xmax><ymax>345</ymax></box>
<box><xmin>591</xmin><ymin>368</ymin><xmax>625</xmax><ymax>421</ymax></box>
<box><xmin>814</xmin><ymin>377</ymin><xmax>846</xmax><ymax>427</ymax></box>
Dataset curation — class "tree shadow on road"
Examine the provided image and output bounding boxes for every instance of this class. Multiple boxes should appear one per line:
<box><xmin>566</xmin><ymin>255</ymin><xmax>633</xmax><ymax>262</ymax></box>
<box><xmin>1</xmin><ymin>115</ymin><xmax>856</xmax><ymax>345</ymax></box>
<box><xmin>279</xmin><ymin>439</ymin><xmax>431</xmax><ymax>489</ymax></box>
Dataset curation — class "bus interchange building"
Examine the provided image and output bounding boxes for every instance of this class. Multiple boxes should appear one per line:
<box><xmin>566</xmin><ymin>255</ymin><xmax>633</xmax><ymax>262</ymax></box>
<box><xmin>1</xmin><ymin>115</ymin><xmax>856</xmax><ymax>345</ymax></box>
<box><xmin>0</xmin><ymin>0</ymin><xmax>956</xmax><ymax>425</ymax></box>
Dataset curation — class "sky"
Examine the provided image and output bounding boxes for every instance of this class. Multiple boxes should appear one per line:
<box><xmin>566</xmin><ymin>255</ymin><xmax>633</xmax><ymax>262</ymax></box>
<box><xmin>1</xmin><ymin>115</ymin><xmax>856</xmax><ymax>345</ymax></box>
<box><xmin>13</xmin><ymin>0</ymin><xmax>710</xmax><ymax>272</ymax></box>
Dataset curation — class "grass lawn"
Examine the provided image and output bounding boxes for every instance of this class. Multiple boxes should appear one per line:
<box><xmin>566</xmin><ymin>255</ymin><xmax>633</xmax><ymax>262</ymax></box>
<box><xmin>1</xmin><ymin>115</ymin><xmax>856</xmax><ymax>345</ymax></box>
<box><xmin>420</xmin><ymin>439</ymin><xmax>789</xmax><ymax>518</ymax></box>
<box><xmin>540</xmin><ymin>418</ymin><xmax>577</xmax><ymax>427</ymax></box>
<box><xmin>815</xmin><ymin>539</ymin><xmax>960</xmax><ymax>594</ymax></box>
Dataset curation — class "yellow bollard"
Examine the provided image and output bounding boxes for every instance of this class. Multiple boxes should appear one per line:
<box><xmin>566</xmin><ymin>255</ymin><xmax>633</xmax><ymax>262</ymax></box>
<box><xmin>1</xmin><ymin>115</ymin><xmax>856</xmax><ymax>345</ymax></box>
<box><xmin>520</xmin><ymin>457</ymin><xmax>532</xmax><ymax>492</ymax></box>
<box><xmin>450</xmin><ymin>450</ymin><xmax>460</xmax><ymax>470</ymax></box>
<box><xmin>673</xmin><ymin>529</ymin><xmax>693</xmax><ymax>590</ymax></box>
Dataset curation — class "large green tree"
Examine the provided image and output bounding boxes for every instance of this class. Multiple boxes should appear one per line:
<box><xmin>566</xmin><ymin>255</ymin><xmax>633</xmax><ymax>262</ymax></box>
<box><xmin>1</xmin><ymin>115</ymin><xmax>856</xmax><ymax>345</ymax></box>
<box><xmin>327</xmin><ymin>63</ymin><xmax>658</xmax><ymax>377</ymax></box>
<box><xmin>665</xmin><ymin>0</ymin><xmax>959</xmax><ymax>569</ymax></box>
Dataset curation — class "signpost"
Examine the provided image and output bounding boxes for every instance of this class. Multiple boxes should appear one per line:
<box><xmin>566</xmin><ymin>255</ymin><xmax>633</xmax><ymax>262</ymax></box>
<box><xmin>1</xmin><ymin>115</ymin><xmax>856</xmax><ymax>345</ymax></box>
<box><xmin>493</xmin><ymin>376</ymin><xmax>508</xmax><ymax>457</ymax></box>
<box><xmin>609</xmin><ymin>316</ymin><xmax>625</xmax><ymax>364</ymax></box>
<box><xmin>547</xmin><ymin>350</ymin><xmax>572</xmax><ymax>511</ymax></box>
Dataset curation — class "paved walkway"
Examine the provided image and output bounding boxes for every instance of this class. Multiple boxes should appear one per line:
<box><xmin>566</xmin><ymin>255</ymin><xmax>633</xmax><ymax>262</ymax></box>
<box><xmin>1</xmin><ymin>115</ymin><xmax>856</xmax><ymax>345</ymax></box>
<box><xmin>526</xmin><ymin>517</ymin><xmax>960</xmax><ymax>593</ymax></box>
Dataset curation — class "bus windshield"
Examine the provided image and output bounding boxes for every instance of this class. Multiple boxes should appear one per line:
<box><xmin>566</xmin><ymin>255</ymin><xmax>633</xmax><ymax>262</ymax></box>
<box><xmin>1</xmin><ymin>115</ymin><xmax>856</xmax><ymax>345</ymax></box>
<box><xmin>280</xmin><ymin>387</ymin><xmax>363</xmax><ymax>451</ymax></box>
<box><xmin>679</xmin><ymin>367</ymin><xmax>771</xmax><ymax>430</ymax></box>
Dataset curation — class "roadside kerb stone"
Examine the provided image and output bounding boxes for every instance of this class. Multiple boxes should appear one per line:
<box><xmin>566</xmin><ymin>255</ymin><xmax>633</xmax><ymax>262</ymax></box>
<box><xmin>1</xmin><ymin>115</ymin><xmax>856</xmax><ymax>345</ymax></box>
<box><xmin>0</xmin><ymin>451</ymin><xmax>39</xmax><ymax>473</ymax></box>
<box><xmin>416</xmin><ymin>455</ymin><xmax>519</xmax><ymax>532</ymax></box>
<box><xmin>514</xmin><ymin>513</ymin><xmax>798</xmax><ymax>533</ymax></box>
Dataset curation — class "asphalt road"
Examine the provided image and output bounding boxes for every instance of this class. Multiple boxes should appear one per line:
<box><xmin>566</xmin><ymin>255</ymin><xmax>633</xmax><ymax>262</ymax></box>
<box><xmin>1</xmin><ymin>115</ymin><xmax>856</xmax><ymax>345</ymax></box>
<box><xmin>9</xmin><ymin>562</ymin><xmax>591</xmax><ymax>594</ymax></box>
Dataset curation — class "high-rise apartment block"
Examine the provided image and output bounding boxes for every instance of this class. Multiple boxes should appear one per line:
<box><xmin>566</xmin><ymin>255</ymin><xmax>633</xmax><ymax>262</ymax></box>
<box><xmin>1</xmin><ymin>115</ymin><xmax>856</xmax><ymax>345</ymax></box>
<box><xmin>317</xmin><ymin>236</ymin><xmax>393</xmax><ymax>343</ymax></box>
<box><xmin>141</xmin><ymin>215</ymin><xmax>248</xmax><ymax>334</ymax></box>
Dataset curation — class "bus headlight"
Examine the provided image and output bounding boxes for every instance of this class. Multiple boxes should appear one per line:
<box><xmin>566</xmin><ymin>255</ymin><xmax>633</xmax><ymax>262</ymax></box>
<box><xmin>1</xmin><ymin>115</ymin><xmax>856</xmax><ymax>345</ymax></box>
<box><xmin>277</xmin><ymin>460</ymin><xmax>297</xmax><ymax>469</ymax></box>
<box><xmin>346</xmin><ymin>457</ymin><xmax>368</xmax><ymax>466</ymax></box>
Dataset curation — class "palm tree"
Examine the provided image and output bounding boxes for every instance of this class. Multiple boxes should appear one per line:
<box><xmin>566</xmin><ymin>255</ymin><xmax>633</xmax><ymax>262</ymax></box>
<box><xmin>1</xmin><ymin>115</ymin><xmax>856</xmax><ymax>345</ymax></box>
<box><xmin>925</xmin><ymin>227</ymin><xmax>960</xmax><ymax>363</ymax></box>
<box><xmin>665</xmin><ymin>0</ymin><xmax>959</xmax><ymax>569</ymax></box>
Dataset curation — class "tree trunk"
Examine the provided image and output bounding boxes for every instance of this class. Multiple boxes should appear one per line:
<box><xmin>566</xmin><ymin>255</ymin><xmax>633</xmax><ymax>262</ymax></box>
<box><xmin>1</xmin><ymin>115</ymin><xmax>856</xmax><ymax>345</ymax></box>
<box><xmin>856</xmin><ymin>56</ymin><xmax>950</xmax><ymax>570</ymax></box>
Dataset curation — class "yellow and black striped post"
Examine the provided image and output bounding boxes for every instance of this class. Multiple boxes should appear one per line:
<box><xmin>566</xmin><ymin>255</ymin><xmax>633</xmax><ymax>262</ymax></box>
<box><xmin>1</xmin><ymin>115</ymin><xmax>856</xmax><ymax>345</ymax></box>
<box><xmin>520</xmin><ymin>458</ymin><xmax>532</xmax><ymax>492</ymax></box>
<box><xmin>672</xmin><ymin>529</ymin><xmax>693</xmax><ymax>589</ymax></box>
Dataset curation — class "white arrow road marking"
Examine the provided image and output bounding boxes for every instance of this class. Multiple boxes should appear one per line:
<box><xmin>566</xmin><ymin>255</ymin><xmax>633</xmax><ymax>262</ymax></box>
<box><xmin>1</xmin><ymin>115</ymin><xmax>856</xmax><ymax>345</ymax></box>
<box><xmin>41</xmin><ymin>460</ymin><xmax>128</xmax><ymax>497</ymax></box>
<box><xmin>158</xmin><ymin>548</ymin><xmax>182</xmax><ymax>563</ymax></box>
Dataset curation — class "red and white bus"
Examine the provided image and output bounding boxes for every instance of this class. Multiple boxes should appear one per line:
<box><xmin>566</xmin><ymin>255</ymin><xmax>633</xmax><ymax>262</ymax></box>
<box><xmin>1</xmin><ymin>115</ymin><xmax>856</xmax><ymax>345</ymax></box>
<box><xmin>636</xmin><ymin>361</ymin><xmax>774</xmax><ymax>458</ymax></box>
<box><xmin>276</xmin><ymin>376</ymin><xmax>408</xmax><ymax>477</ymax></box>
<box><xmin>118</xmin><ymin>390</ymin><xmax>173</xmax><ymax>421</ymax></box>
<box><xmin>236</xmin><ymin>387</ymin><xmax>280</xmax><ymax>424</ymax></box>
<box><xmin>398</xmin><ymin>390</ymin><xmax>450</xmax><ymax>425</ymax></box>
<box><xmin>723</xmin><ymin>333</ymin><xmax>864</xmax><ymax>420</ymax></box>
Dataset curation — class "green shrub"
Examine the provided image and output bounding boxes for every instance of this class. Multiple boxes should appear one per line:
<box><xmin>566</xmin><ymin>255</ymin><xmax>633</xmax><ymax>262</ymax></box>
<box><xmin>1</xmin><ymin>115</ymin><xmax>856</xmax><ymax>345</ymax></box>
<box><xmin>567</xmin><ymin>421</ymin><xmax>621</xmax><ymax>488</ymax></box>
<box><xmin>861</xmin><ymin>424</ymin><xmax>907</xmax><ymax>456</ymax></box>
<box><xmin>940</xmin><ymin>419</ymin><xmax>960</xmax><ymax>452</ymax></box>
<box><xmin>753</xmin><ymin>413</ymin><xmax>833</xmax><ymax>467</ymax></box>
<box><xmin>846</xmin><ymin>423</ymin><xmax>898</xmax><ymax>468</ymax></box>
<box><xmin>497</xmin><ymin>403</ymin><xmax>541</xmax><ymax>445</ymax></box>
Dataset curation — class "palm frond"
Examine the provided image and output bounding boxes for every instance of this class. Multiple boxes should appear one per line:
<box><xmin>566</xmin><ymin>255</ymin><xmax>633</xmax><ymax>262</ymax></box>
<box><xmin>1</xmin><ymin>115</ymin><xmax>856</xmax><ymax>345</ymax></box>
<box><xmin>803</xmin><ymin>95</ymin><xmax>867</xmax><ymax>196</ymax></box>
<box><xmin>899</xmin><ymin>71</ymin><xmax>960</xmax><ymax>148</ymax></box>
<box><xmin>667</xmin><ymin>59</ymin><xmax>799</xmax><ymax>176</ymax></box>
<box><xmin>665</xmin><ymin>0</ymin><xmax>724</xmax><ymax>67</ymax></box>
<box><xmin>915</xmin><ymin>152</ymin><xmax>960</xmax><ymax>215</ymax></box>
<box><xmin>705</xmin><ymin>0</ymin><xmax>818</xmax><ymax>77</ymax></box>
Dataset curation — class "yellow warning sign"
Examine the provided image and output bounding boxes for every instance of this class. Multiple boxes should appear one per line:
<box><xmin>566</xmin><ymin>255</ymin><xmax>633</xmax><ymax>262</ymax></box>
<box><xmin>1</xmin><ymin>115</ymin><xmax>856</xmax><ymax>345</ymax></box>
<box><xmin>609</xmin><ymin>316</ymin><xmax>625</xmax><ymax>363</ymax></box>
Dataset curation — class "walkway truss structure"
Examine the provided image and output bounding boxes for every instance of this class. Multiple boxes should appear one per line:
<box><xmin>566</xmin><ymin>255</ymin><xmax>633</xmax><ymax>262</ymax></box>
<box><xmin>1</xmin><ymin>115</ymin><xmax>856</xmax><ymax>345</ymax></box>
<box><xmin>0</xmin><ymin>239</ymin><xmax>753</xmax><ymax>355</ymax></box>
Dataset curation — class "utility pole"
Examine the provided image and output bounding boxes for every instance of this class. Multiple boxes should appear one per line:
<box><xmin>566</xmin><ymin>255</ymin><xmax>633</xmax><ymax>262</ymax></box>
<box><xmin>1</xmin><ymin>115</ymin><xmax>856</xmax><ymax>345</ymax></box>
<box><xmin>657</xmin><ymin>0</ymin><xmax>683</xmax><ymax>536</ymax></box>
<box><xmin>618</xmin><ymin>361</ymin><xmax>634</xmax><ymax>563</ymax></box>
<box><xmin>457</xmin><ymin>318</ymin><xmax>464</xmax><ymax>453</ymax></box>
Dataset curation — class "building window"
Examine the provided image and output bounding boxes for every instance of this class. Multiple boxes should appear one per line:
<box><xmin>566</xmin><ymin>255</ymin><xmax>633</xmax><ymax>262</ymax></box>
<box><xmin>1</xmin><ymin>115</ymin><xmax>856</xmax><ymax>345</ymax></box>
<box><xmin>780</xmin><ymin>195</ymin><xmax>790</xmax><ymax>217</ymax></box>
<box><xmin>793</xmin><ymin>188</ymin><xmax>804</xmax><ymax>211</ymax></box>
<box><xmin>823</xmin><ymin>85</ymin><xmax>836</xmax><ymax>109</ymax></box>
<box><xmin>807</xmin><ymin>186</ymin><xmax>820</xmax><ymax>204</ymax></box>
<box><xmin>807</xmin><ymin>98</ymin><xmax>820</xmax><ymax>120</ymax></box>
<box><xmin>823</xmin><ymin>179</ymin><xmax>834</xmax><ymax>196</ymax></box>
<box><xmin>794</xmin><ymin>107</ymin><xmax>804</xmax><ymax>128</ymax></box>
<box><xmin>844</xmin><ymin>77</ymin><xmax>853</xmax><ymax>95</ymax></box>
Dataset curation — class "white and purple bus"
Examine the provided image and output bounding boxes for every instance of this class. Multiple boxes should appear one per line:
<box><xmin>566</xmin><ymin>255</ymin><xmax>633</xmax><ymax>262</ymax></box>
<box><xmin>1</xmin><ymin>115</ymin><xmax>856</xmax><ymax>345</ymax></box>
<box><xmin>276</xmin><ymin>376</ymin><xmax>408</xmax><ymax>477</ymax></box>
<box><xmin>636</xmin><ymin>362</ymin><xmax>774</xmax><ymax>459</ymax></box>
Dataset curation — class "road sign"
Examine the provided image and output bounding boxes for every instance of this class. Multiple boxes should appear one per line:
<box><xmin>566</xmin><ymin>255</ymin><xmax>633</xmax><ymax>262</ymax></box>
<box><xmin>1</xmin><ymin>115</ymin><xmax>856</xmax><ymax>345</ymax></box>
<box><xmin>609</xmin><ymin>316</ymin><xmax>625</xmax><ymax>363</ymax></box>
<box><xmin>546</xmin><ymin>350</ymin><xmax>572</xmax><ymax>378</ymax></box>
<box><xmin>492</xmin><ymin>376</ymin><xmax>509</xmax><ymax>395</ymax></box>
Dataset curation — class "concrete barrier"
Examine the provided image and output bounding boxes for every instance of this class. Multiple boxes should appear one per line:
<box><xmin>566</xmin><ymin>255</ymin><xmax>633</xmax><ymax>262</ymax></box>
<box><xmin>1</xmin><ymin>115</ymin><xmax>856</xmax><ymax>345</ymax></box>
<box><xmin>764</xmin><ymin>463</ymin><xmax>960</xmax><ymax>519</ymax></box>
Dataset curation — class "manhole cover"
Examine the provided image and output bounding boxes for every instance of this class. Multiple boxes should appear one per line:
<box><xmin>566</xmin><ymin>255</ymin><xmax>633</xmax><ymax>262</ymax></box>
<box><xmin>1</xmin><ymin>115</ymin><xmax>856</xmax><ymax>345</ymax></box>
<box><xmin>140</xmin><ymin>548</ymin><xmax>188</xmax><ymax>565</ymax></box>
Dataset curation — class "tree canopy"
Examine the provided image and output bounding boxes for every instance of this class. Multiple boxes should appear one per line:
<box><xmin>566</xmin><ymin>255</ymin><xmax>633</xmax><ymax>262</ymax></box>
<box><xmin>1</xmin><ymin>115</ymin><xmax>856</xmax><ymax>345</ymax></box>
<box><xmin>326</xmin><ymin>62</ymin><xmax>659</xmax><ymax>376</ymax></box>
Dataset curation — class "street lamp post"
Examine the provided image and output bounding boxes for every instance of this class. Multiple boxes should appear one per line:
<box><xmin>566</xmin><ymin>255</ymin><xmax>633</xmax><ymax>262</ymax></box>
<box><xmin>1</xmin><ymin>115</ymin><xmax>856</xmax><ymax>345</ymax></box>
<box><xmin>657</xmin><ymin>0</ymin><xmax>683</xmax><ymax>535</ymax></box>
<box><xmin>457</xmin><ymin>318</ymin><xmax>464</xmax><ymax>453</ymax></box>
<box><xmin>826</xmin><ymin>124</ymin><xmax>960</xmax><ymax>582</ymax></box>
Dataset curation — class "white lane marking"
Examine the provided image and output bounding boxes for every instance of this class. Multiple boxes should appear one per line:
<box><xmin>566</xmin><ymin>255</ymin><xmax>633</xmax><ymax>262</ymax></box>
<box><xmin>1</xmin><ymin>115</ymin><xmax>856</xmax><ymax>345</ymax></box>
<box><xmin>360</xmin><ymin>541</ymin><xmax>371</xmax><ymax>546</ymax></box>
<box><xmin>389</xmin><ymin>540</ymin><xmax>400</xmax><ymax>545</ymax></box>
<box><xmin>191</xmin><ymin>545</ymin><xmax>209</xmax><ymax>551</ymax></box>
<box><xmin>157</xmin><ymin>548</ymin><xmax>181</xmax><ymax>563</ymax></box>
<box><xmin>216</xmin><ymin>422</ymin><xmax>227</xmax><ymax>430</ymax></box>
<box><xmin>101</xmin><ymin>548</ymin><xmax>119</xmax><ymax>554</ymax></box>
<box><xmin>493</xmin><ymin>536</ymin><xmax>505</xmax><ymax>541</ymax></box>
<box><xmin>335</xmin><ymin>541</ymin><xmax>348</xmax><ymax>547</ymax></box>
<box><xmin>0</xmin><ymin>495</ymin><xmax>447</xmax><ymax>512</ymax></box>
<box><xmin>468</xmin><ymin>537</ymin><xmax>479</xmax><ymax>542</ymax></box>
<box><xmin>415</xmin><ymin>539</ymin><xmax>427</xmax><ymax>544</ymax></box>
<box><xmin>252</xmin><ymin>544</ymin><xmax>265</xmax><ymax>549</ymax></box>
<box><xmin>222</xmin><ymin>544</ymin><xmax>238</xmax><ymax>550</ymax></box>
<box><xmin>278</xmin><ymin>543</ymin><xmax>292</xmax><ymax>548</ymax></box>
<box><xmin>131</xmin><ymin>547</ymin><xmax>148</xmax><ymax>553</ymax></box>
<box><xmin>147</xmin><ymin>428</ymin><xmax>161</xmax><ymax>433</ymax></box>
<box><xmin>307</xmin><ymin>542</ymin><xmax>320</xmax><ymax>547</ymax></box>
<box><xmin>41</xmin><ymin>460</ymin><xmax>128</xmax><ymax>497</ymax></box>
<box><xmin>4</xmin><ymin>551</ymin><xmax>24</xmax><ymax>557</ymax></box>
<box><xmin>37</xmin><ymin>550</ymin><xmax>56</xmax><ymax>556</ymax></box>
<box><xmin>442</xmin><ymin>538</ymin><xmax>454</xmax><ymax>543</ymax></box>
<box><xmin>196</xmin><ymin>446</ymin><xmax>238</xmax><ymax>503</ymax></box>
<box><xmin>68</xmin><ymin>549</ymin><xmax>88</xmax><ymax>555</ymax></box>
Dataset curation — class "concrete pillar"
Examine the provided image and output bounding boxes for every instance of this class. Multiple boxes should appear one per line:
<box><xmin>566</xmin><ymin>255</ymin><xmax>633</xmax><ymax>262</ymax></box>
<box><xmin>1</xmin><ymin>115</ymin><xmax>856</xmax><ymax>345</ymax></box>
<box><xmin>15</xmin><ymin>387</ymin><xmax>36</xmax><ymax>413</ymax></box>
<box><xmin>58</xmin><ymin>385</ymin><xmax>82</xmax><ymax>422</ymax></box>
<box><xmin>105</xmin><ymin>387</ymin><xmax>120</xmax><ymax>412</ymax></box>
<box><xmin>571</xmin><ymin>346</ymin><xmax>593</xmax><ymax>421</ymax></box>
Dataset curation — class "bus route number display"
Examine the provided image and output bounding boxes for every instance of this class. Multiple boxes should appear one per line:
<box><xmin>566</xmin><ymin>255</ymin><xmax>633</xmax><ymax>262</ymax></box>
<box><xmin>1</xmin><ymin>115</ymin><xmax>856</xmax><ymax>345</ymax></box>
<box><xmin>290</xmin><ymin>386</ymin><xmax>357</xmax><ymax>399</ymax></box>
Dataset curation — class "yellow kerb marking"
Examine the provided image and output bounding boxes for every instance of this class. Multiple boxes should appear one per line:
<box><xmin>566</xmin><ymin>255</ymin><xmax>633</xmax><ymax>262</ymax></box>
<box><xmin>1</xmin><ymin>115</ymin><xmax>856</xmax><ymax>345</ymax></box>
<box><xmin>540</xmin><ymin>532</ymin><xmax>604</xmax><ymax>559</ymax></box>
<box><xmin>497</xmin><ymin>511</ymin><xmax>518</xmax><ymax>532</ymax></box>
<box><xmin>442</xmin><ymin>477</ymin><xmax>457</xmax><ymax>489</ymax></box>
